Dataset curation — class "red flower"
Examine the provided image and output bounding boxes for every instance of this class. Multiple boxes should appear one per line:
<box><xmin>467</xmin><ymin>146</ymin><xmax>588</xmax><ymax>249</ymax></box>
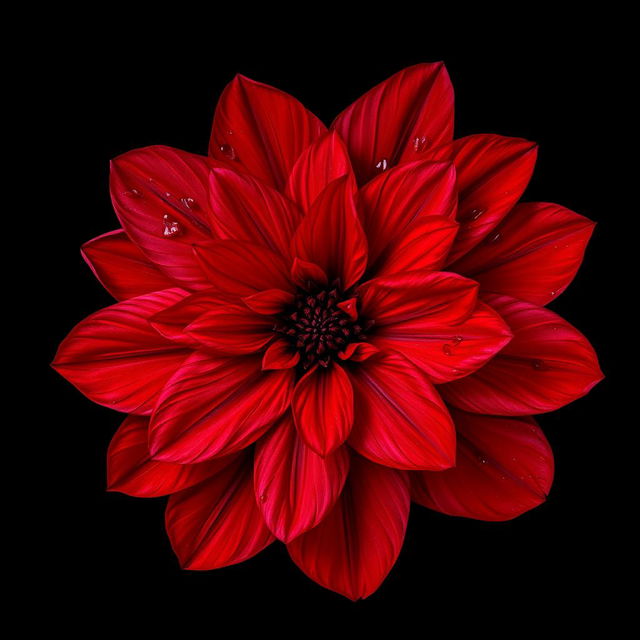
<box><xmin>53</xmin><ymin>63</ymin><xmax>603</xmax><ymax>600</ymax></box>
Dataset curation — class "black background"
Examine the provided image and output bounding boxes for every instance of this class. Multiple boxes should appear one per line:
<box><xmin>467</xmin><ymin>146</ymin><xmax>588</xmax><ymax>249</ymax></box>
<box><xmin>37</xmin><ymin>17</ymin><xmax>626</xmax><ymax>627</ymax></box>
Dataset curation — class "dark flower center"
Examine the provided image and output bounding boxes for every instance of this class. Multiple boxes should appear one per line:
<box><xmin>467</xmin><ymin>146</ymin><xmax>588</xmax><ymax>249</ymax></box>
<box><xmin>274</xmin><ymin>288</ymin><xmax>368</xmax><ymax>370</ymax></box>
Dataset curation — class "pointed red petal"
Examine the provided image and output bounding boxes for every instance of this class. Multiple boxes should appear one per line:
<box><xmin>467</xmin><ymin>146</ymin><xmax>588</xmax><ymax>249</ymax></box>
<box><xmin>424</xmin><ymin>135</ymin><xmax>538</xmax><ymax>263</ymax></box>
<box><xmin>358</xmin><ymin>161</ymin><xmax>457</xmax><ymax>268</ymax></box>
<box><xmin>441</xmin><ymin>294</ymin><xmax>603</xmax><ymax>415</ymax></box>
<box><xmin>361</xmin><ymin>272</ymin><xmax>512</xmax><ymax>382</ymax></box>
<box><xmin>210</xmin><ymin>74</ymin><xmax>326</xmax><ymax>191</ymax></box>
<box><xmin>194</xmin><ymin>240</ymin><xmax>293</xmax><ymax>296</ymax></box>
<box><xmin>291</xmin><ymin>363</ymin><xmax>354</xmax><ymax>456</ymax></box>
<box><xmin>166</xmin><ymin>454</ymin><xmax>274</xmax><ymax>569</ymax></box>
<box><xmin>348</xmin><ymin>352</ymin><xmax>455</xmax><ymax>470</ymax></box>
<box><xmin>451</xmin><ymin>202</ymin><xmax>595</xmax><ymax>305</ymax></box>
<box><xmin>412</xmin><ymin>409</ymin><xmax>554</xmax><ymax>521</ymax></box>
<box><xmin>290</xmin><ymin>257</ymin><xmax>328</xmax><ymax>290</ymax></box>
<box><xmin>242</xmin><ymin>289</ymin><xmax>294</xmax><ymax>315</ymax></box>
<box><xmin>52</xmin><ymin>289</ymin><xmax>190</xmax><ymax>414</ymax></box>
<box><xmin>207</xmin><ymin>168</ymin><xmax>303</xmax><ymax>259</ymax></box>
<box><xmin>184</xmin><ymin>296</ymin><xmax>273</xmax><ymax>354</ymax></box>
<box><xmin>288</xmin><ymin>456</ymin><xmax>410</xmax><ymax>600</ymax></box>
<box><xmin>110</xmin><ymin>146</ymin><xmax>218</xmax><ymax>290</ymax></box>
<box><xmin>254</xmin><ymin>413</ymin><xmax>350</xmax><ymax>542</ymax></box>
<box><xmin>107</xmin><ymin>415</ymin><xmax>238</xmax><ymax>498</ymax></box>
<box><xmin>262</xmin><ymin>340</ymin><xmax>300</xmax><ymax>370</ymax></box>
<box><xmin>286</xmin><ymin>130</ymin><xmax>354</xmax><ymax>212</ymax></box>
<box><xmin>292</xmin><ymin>177</ymin><xmax>368</xmax><ymax>290</ymax></box>
<box><xmin>81</xmin><ymin>229</ymin><xmax>176</xmax><ymax>300</ymax></box>
<box><xmin>149</xmin><ymin>352</ymin><xmax>293</xmax><ymax>463</ymax></box>
<box><xmin>332</xmin><ymin>63</ymin><xmax>454</xmax><ymax>184</ymax></box>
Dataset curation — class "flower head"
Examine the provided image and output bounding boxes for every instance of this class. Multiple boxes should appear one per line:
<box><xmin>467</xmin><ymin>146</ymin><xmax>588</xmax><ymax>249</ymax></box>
<box><xmin>53</xmin><ymin>63</ymin><xmax>602</xmax><ymax>600</ymax></box>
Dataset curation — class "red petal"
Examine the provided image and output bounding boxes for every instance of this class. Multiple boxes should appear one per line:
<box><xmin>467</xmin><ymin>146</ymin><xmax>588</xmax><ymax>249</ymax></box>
<box><xmin>149</xmin><ymin>291</ymin><xmax>221</xmax><ymax>347</ymax></box>
<box><xmin>358</xmin><ymin>161</ymin><xmax>457</xmax><ymax>269</ymax></box>
<box><xmin>254</xmin><ymin>413</ymin><xmax>350</xmax><ymax>542</ymax></box>
<box><xmin>424</xmin><ymin>135</ymin><xmax>538</xmax><ymax>263</ymax></box>
<box><xmin>242</xmin><ymin>289</ymin><xmax>294</xmax><ymax>315</ymax></box>
<box><xmin>207</xmin><ymin>168</ymin><xmax>303</xmax><ymax>258</ymax></box>
<box><xmin>372</xmin><ymin>216</ymin><xmax>459</xmax><ymax>279</ymax></box>
<box><xmin>107</xmin><ymin>415</ymin><xmax>237</xmax><ymax>498</ymax></box>
<box><xmin>209</xmin><ymin>74</ymin><xmax>326</xmax><ymax>191</ymax></box>
<box><xmin>81</xmin><ymin>229</ymin><xmax>176</xmax><ymax>300</ymax></box>
<box><xmin>110</xmin><ymin>146</ymin><xmax>218</xmax><ymax>290</ymax></box>
<box><xmin>292</xmin><ymin>177</ymin><xmax>368</xmax><ymax>290</ymax></box>
<box><xmin>348</xmin><ymin>352</ymin><xmax>455</xmax><ymax>470</ymax></box>
<box><xmin>150</xmin><ymin>352</ymin><xmax>293</xmax><ymax>463</ymax></box>
<box><xmin>332</xmin><ymin>63</ymin><xmax>454</xmax><ymax>184</ymax></box>
<box><xmin>52</xmin><ymin>289</ymin><xmax>190</xmax><ymax>414</ymax></box>
<box><xmin>288</xmin><ymin>456</ymin><xmax>410</xmax><ymax>600</ymax></box>
<box><xmin>412</xmin><ymin>410</ymin><xmax>554</xmax><ymax>521</ymax></box>
<box><xmin>360</xmin><ymin>272</ymin><xmax>512</xmax><ymax>382</ymax></box>
<box><xmin>195</xmin><ymin>240</ymin><xmax>293</xmax><ymax>296</ymax></box>
<box><xmin>441</xmin><ymin>294</ymin><xmax>603</xmax><ymax>415</ymax></box>
<box><xmin>338</xmin><ymin>342</ymin><xmax>380</xmax><ymax>362</ymax></box>
<box><xmin>262</xmin><ymin>340</ymin><xmax>300</xmax><ymax>370</ymax></box>
<box><xmin>290</xmin><ymin>257</ymin><xmax>328</xmax><ymax>290</ymax></box>
<box><xmin>450</xmin><ymin>202</ymin><xmax>595</xmax><ymax>305</ymax></box>
<box><xmin>291</xmin><ymin>363</ymin><xmax>354</xmax><ymax>456</ymax></box>
<box><xmin>166</xmin><ymin>454</ymin><xmax>274</xmax><ymax>569</ymax></box>
<box><xmin>184</xmin><ymin>296</ymin><xmax>273</xmax><ymax>354</ymax></box>
<box><xmin>286</xmin><ymin>131</ymin><xmax>354</xmax><ymax>212</ymax></box>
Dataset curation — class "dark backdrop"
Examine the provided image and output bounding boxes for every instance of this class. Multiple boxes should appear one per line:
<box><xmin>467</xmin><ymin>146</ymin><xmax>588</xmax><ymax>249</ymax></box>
<box><xmin>38</xmin><ymin>20</ymin><xmax>624</xmax><ymax>626</ymax></box>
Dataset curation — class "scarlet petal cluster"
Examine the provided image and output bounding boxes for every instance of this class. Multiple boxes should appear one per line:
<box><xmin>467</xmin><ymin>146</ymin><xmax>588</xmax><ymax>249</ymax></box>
<box><xmin>53</xmin><ymin>63</ymin><xmax>602</xmax><ymax>600</ymax></box>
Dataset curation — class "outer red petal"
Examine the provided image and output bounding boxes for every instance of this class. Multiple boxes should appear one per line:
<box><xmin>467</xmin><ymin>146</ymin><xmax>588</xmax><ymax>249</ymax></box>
<box><xmin>441</xmin><ymin>294</ymin><xmax>603</xmax><ymax>415</ymax></box>
<box><xmin>184</xmin><ymin>296</ymin><xmax>273</xmax><ymax>354</ymax></box>
<box><xmin>254</xmin><ymin>413</ymin><xmax>350</xmax><ymax>543</ymax></box>
<box><xmin>412</xmin><ymin>410</ymin><xmax>554</xmax><ymax>521</ymax></box>
<box><xmin>107</xmin><ymin>415</ymin><xmax>237</xmax><ymax>498</ymax></box>
<box><xmin>166</xmin><ymin>454</ymin><xmax>274</xmax><ymax>570</ymax></box>
<box><xmin>81</xmin><ymin>229</ymin><xmax>176</xmax><ymax>300</ymax></box>
<box><xmin>149</xmin><ymin>352</ymin><xmax>294</xmax><ymax>463</ymax></box>
<box><xmin>291</xmin><ymin>363</ymin><xmax>354</xmax><ymax>456</ymax></box>
<box><xmin>286</xmin><ymin>130</ymin><xmax>354</xmax><ymax>212</ymax></box>
<box><xmin>207</xmin><ymin>168</ymin><xmax>303</xmax><ymax>259</ymax></box>
<box><xmin>209</xmin><ymin>74</ymin><xmax>326</xmax><ymax>191</ymax></box>
<box><xmin>450</xmin><ymin>202</ymin><xmax>595</xmax><ymax>305</ymax></box>
<box><xmin>262</xmin><ymin>340</ymin><xmax>300</xmax><ymax>370</ymax></box>
<box><xmin>110</xmin><ymin>146</ymin><xmax>218</xmax><ymax>290</ymax></box>
<box><xmin>332</xmin><ymin>63</ymin><xmax>454</xmax><ymax>184</ymax></box>
<box><xmin>242</xmin><ymin>289</ymin><xmax>294</xmax><ymax>315</ymax></box>
<box><xmin>52</xmin><ymin>289</ymin><xmax>190</xmax><ymax>414</ymax></box>
<box><xmin>372</xmin><ymin>216</ymin><xmax>459</xmax><ymax>279</ymax></box>
<box><xmin>358</xmin><ymin>161</ymin><xmax>457</xmax><ymax>269</ymax></box>
<box><xmin>424</xmin><ymin>135</ymin><xmax>538</xmax><ymax>263</ymax></box>
<box><xmin>287</xmin><ymin>456</ymin><xmax>410</xmax><ymax>601</ymax></box>
<box><xmin>195</xmin><ymin>240</ymin><xmax>293</xmax><ymax>296</ymax></box>
<box><xmin>292</xmin><ymin>177</ymin><xmax>368</xmax><ymax>290</ymax></box>
<box><xmin>347</xmin><ymin>352</ymin><xmax>456</xmax><ymax>470</ymax></box>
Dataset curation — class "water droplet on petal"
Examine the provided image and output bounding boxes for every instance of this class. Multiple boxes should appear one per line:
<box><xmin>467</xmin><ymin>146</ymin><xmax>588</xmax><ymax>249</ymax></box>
<box><xmin>125</xmin><ymin>188</ymin><xmax>143</xmax><ymax>198</ymax></box>
<box><xmin>412</xmin><ymin>136</ymin><xmax>429</xmax><ymax>152</ymax></box>
<box><xmin>375</xmin><ymin>158</ymin><xmax>389</xmax><ymax>173</ymax></box>
<box><xmin>550</xmin><ymin>290</ymin><xmax>557</xmax><ymax>297</ymax></box>
<box><xmin>181</xmin><ymin>197</ymin><xmax>196</xmax><ymax>210</ymax></box>
<box><xmin>487</xmin><ymin>232</ymin><xmax>502</xmax><ymax>244</ymax></box>
<box><xmin>531</xmin><ymin>359</ymin><xmax>548</xmax><ymax>371</ymax></box>
<box><xmin>226</xmin><ymin>129</ymin><xmax>234</xmax><ymax>136</ymax></box>
<box><xmin>453</xmin><ymin>335</ymin><xmax>463</xmax><ymax>345</ymax></box>
<box><xmin>162</xmin><ymin>214</ymin><xmax>181</xmax><ymax>238</ymax></box>
<box><xmin>259</xmin><ymin>494</ymin><xmax>267</xmax><ymax>503</ymax></box>
<box><xmin>478</xmin><ymin>456</ymin><xmax>488</xmax><ymax>464</ymax></box>
<box><xmin>442</xmin><ymin>344</ymin><xmax>453</xmax><ymax>356</ymax></box>
<box><xmin>470</xmin><ymin>208</ymin><xmax>485</xmax><ymax>220</ymax></box>
<box><xmin>219</xmin><ymin>143</ymin><xmax>237</xmax><ymax>161</ymax></box>
<box><xmin>164</xmin><ymin>191</ymin><xmax>172</xmax><ymax>198</ymax></box>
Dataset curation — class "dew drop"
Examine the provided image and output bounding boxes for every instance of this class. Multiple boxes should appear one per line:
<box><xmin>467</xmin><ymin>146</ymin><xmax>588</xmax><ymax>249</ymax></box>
<box><xmin>259</xmin><ymin>494</ymin><xmax>267</xmax><ymax>503</ymax></box>
<box><xmin>442</xmin><ymin>344</ymin><xmax>453</xmax><ymax>356</ymax></box>
<box><xmin>478</xmin><ymin>456</ymin><xmax>488</xmax><ymax>464</ymax></box>
<box><xmin>470</xmin><ymin>208</ymin><xmax>485</xmax><ymax>220</ymax></box>
<box><xmin>487</xmin><ymin>232</ymin><xmax>502</xmax><ymax>244</ymax></box>
<box><xmin>375</xmin><ymin>158</ymin><xmax>389</xmax><ymax>173</ymax></box>
<box><xmin>181</xmin><ymin>197</ymin><xmax>196</xmax><ymax>210</ymax></box>
<box><xmin>453</xmin><ymin>335</ymin><xmax>463</xmax><ymax>345</ymax></box>
<box><xmin>125</xmin><ymin>188</ymin><xmax>143</xmax><ymax>198</ymax></box>
<box><xmin>219</xmin><ymin>143</ymin><xmax>238</xmax><ymax>161</ymax></box>
<box><xmin>531</xmin><ymin>359</ymin><xmax>548</xmax><ymax>371</ymax></box>
<box><xmin>550</xmin><ymin>290</ymin><xmax>557</xmax><ymax>297</ymax></box>
<box><xmin>162</xmin><ymin>214</ymin><xmax>181</xmax><ymax>238</ymax></box>
<box><xmin>412</xmin><ymin>136</ymin><xmax>429</xmax><ymax>152</ymax></box>
<box><xmin>164</xmin><ymin>191</ymin><xmax>172</xmax><ymax>198</ymax></box>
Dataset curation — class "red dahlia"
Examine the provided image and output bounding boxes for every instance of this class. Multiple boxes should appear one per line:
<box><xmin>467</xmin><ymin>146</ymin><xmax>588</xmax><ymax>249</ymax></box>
<box><xmin>53</xmin><ymin>63</ymin><xmax>603</xmax><ymax>600</ymax></box>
